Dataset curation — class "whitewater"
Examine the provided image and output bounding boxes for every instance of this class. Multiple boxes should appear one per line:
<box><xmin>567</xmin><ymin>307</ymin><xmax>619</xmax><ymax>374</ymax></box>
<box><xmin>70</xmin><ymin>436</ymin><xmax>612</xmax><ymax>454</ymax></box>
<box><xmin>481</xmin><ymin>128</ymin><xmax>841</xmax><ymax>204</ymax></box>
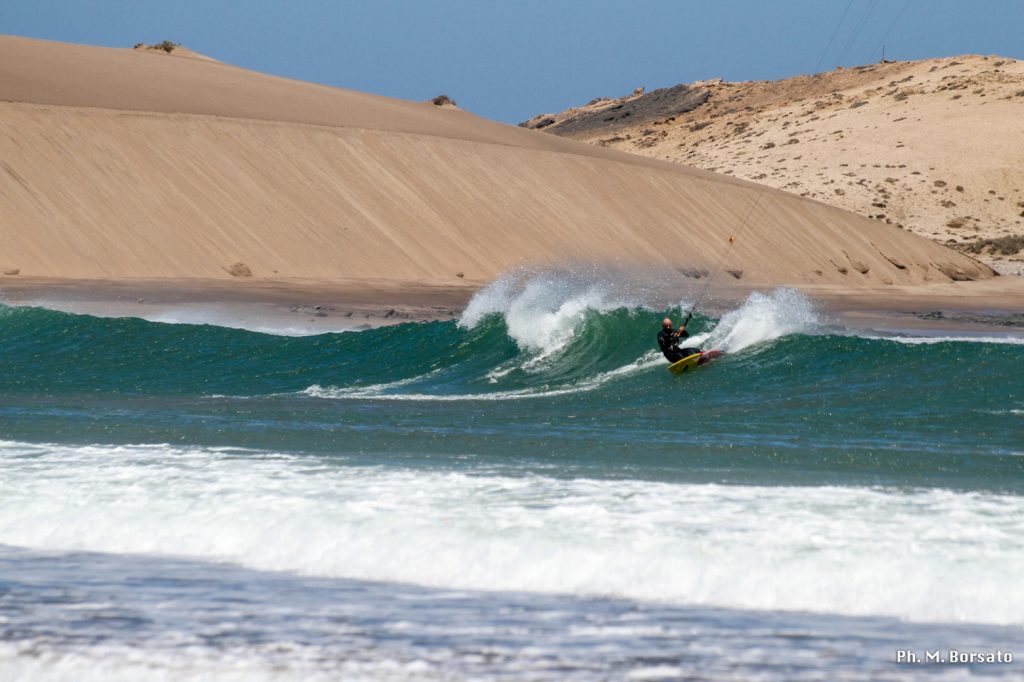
<box><xmin>1</xmin><ymin>273</ymin><xmax>1022</xmax><ymax>680</ymax></box>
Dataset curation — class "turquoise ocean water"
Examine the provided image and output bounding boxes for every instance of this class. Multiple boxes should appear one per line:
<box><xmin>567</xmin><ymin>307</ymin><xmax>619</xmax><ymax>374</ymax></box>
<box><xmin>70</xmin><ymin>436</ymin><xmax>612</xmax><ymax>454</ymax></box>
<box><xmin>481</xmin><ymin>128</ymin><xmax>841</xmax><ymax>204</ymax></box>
<box><xmin>1</xmin><ymin>274</ymin><xmax>1022</xmax><ymax>680</ymax></box>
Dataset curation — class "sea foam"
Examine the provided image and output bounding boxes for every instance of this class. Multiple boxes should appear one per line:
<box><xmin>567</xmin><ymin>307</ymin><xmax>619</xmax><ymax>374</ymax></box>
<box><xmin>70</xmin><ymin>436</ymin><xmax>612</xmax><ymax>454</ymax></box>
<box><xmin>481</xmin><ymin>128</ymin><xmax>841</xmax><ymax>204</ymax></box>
<box><xmin>2</xmin><ymin>440</ymin><xmax>1022</xmax><ymax>626</ymax></box>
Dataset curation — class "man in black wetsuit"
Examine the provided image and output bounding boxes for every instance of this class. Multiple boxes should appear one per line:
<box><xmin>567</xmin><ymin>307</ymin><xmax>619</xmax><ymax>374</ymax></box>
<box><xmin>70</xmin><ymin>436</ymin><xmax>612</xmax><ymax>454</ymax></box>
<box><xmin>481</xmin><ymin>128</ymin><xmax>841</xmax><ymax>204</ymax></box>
<box><xmin>658</xmin><ymin>317</ymin><xmax>701</xmax><ymax>363</ymax></box>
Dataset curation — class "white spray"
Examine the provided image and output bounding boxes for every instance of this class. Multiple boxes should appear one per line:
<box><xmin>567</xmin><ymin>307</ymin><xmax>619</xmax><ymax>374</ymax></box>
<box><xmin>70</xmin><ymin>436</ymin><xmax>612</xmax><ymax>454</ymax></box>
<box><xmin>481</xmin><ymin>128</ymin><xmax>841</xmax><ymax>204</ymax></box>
<box><xmin>460</xmin><ymin>270</ymin><xmax>641</xmax><ymax>357</ymax></box>
<box><xmin>691</xmin><ymin>288</ymin><xmax>822</xmax><ymax>353</ymax></box>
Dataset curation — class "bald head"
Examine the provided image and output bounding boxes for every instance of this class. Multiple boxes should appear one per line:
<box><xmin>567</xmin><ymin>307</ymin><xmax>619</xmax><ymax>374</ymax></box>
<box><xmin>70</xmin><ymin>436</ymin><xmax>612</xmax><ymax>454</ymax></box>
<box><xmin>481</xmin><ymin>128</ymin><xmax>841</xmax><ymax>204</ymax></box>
<box><xmin>662</xmin><ymin>318</ymin><xmax>673</xmax><ymax>329</ymax></box>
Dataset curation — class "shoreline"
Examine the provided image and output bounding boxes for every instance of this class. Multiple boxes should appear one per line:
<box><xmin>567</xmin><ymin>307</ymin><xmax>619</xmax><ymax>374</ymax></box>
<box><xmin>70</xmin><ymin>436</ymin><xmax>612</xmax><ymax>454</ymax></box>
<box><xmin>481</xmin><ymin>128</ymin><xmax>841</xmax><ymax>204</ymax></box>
<box><xmin>0</xmin><ymin>277</ymin><xmax>477</xmax><ymax>334</ymax></box>
<box><xmin>3</xmin><ymin>275</ymin><xmax>1024</xmax><ymax>336</ymax></box>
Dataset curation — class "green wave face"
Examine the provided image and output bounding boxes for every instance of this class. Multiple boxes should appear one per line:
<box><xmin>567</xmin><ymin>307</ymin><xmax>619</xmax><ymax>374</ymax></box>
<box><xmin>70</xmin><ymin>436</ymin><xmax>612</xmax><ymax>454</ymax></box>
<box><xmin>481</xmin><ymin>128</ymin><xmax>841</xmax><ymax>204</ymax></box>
<box><xmin>1</xmin><ymin>287</ymin><xmax>1022</xmax><ymax>492</ymax></box>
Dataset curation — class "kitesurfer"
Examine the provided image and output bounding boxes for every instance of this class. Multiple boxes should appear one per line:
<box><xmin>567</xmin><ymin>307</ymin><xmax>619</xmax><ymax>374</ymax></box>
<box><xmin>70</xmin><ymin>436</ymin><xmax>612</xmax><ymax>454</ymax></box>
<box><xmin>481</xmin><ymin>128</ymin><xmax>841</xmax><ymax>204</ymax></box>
<box><xmin>658</xmin><ymin>317</ymin><xmax>702</xmax><ymax>363</ymax></box>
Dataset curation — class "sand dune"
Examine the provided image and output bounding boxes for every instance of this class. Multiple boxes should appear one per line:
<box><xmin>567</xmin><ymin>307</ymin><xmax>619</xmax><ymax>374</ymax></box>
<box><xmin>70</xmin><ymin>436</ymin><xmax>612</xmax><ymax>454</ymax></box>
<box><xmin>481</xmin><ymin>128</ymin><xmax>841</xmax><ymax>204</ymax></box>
<box><xmin>523</xmin><ymin>55</ymin><xmax>1024</xmax><ymax>276</ymax></box>
<box><xmin>0</xmin><ymin>35</ymin><xmax>650</xmax><ymax>157</ymax></box>
<box><xmin>0</xmin><ymin>36</ymin><xmax>1001</xmax><ymax>295</ymax></box>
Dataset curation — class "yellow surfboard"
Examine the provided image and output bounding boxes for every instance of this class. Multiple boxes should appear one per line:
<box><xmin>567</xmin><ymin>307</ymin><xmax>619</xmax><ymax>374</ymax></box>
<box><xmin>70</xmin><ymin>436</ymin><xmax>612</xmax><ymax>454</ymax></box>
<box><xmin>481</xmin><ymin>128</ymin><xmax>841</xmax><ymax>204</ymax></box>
<box><xmin>667</xmin><ymin>353</ymin><xmax>703</xmax><ymax>375</ymax></box>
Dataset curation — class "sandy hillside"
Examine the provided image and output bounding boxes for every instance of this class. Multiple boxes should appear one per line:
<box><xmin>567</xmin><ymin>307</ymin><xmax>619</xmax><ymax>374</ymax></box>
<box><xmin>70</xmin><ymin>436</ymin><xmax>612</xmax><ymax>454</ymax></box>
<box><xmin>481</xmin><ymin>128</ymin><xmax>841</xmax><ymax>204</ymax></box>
<box><xmin>0</xmin><ymin>36</ymin><xmax>999</xmax><ymax>294</ymax></box>
<box><xmin>523</xmin><ymin>56</ymin><xmax>1024</xmax><ymax>276</ymax></box>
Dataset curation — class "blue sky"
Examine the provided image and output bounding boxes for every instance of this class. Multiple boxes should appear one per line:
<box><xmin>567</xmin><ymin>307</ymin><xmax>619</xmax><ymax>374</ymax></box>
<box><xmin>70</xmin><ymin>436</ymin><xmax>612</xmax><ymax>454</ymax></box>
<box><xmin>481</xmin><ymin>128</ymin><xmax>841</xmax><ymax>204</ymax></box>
<box><xmin>3</xmin><ymin>1</ymin><xmax>1022</xmax><ymax>123</ymax></box>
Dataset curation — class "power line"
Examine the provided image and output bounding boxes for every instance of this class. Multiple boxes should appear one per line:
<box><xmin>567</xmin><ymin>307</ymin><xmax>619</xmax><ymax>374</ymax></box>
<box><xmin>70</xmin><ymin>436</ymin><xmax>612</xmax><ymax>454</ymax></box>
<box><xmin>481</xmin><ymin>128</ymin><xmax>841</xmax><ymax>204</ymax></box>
<box><xmin>874</xmin><ymin>0</ymin><xmax>914</xmax><ymax>62</ymax></box>
<box><xmin>685</xmin><ymin>0</ymin><xmax>893</xmax><ymax>321</ymax></box>
<box><xmin>835</xmin><ymin>0</ymin><xmax>881</xmax><ymax>67</ymax></box>
<box><xmin>814</xmin><ymin>0</ymin><xmax>856</xmax><ymax>73</ymax></box>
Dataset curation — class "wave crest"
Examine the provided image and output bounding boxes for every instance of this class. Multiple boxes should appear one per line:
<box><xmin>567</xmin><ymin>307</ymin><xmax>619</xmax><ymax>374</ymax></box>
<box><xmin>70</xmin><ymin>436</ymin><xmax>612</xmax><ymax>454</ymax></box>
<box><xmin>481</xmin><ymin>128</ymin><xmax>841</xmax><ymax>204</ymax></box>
<box><xmin>459</xmin><ymin>270</ymin><xmax>642</xmax><ymax>356</ymax></box>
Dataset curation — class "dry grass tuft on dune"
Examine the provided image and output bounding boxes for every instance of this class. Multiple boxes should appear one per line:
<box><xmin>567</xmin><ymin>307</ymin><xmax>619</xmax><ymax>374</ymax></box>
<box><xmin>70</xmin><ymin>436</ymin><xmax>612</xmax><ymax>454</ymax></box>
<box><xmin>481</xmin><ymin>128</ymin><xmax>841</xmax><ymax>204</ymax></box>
<box><xmin>0</xmin><ymin>36</ymin><xmax>1001</xmax><ymax>296</ymax></box>
<box><xmin>133</xmin><ymin>40</ymin><xmax>218</xmax><ymax>62</ymax></box>
<box><xmin>523</xmin><ymin>56</ymin><xmax>1024</xmax><ymax>276</ymax></box>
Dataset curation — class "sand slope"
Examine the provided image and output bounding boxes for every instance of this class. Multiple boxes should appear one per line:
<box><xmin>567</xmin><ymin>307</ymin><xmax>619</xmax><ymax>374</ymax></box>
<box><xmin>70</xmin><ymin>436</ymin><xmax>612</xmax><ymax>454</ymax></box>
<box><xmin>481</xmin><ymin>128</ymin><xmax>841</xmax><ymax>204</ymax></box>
<box><xmin>0</xmin><ymin>36</ymin><xmax>995</xmax><ymax>288</ymax></box>
<box><xmin>523</xmin><ymin>56</ymin><xmax>1024</xmax><ymax>275</ymax></box>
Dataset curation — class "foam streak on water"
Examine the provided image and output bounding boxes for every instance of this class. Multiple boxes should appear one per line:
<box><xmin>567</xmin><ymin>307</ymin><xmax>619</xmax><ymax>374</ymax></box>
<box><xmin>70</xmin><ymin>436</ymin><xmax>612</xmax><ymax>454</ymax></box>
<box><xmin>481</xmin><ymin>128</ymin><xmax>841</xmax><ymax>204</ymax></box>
<box><xmin>864</xmin><ymin>333</ymin><xmax>1024</xmax><ymax>346</ymax></box>
<box><xmin>302</xmin><ymin>352</ymin><xmax>665</xmax><ymax>401</ymax></box>
<box><xmin>2</xmin><ymin>440</ymin><xmax>1022</xmax><ymax>627</ymax></box>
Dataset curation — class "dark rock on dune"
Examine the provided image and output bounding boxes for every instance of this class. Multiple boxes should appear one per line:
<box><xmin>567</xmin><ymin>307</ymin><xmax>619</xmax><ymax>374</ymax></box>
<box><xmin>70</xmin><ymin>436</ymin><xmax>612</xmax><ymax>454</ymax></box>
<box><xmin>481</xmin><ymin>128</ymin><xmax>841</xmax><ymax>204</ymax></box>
<box><xmin>524</xmin><ymin>84</ymin><xmax>711</xmax><ymax>137</ymax></box>
<box><xmin>227</xmin><ymin>262</ymin><xmax>252</xmax><ymax>277</ymax></box>
<box><xmin>676</xmin><ymin>267</ymin><xmax>709</xmax><ymax>279</ymax></box>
